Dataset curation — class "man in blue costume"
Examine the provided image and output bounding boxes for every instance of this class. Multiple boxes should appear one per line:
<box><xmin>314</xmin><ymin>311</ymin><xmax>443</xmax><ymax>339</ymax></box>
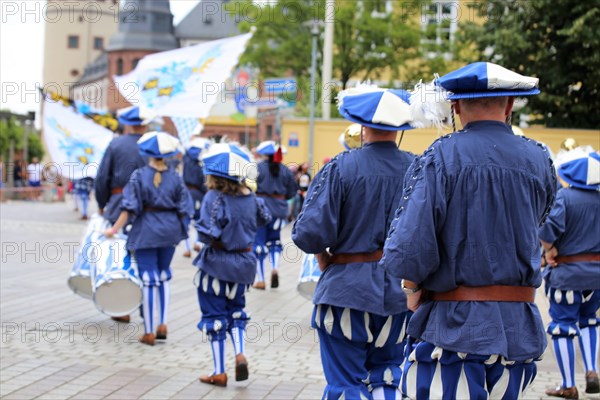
<box><xmin>181</xmin><ymin>137</ymin><xmax>210</xmax><ymax>257</ymax></box>
<box><xmin>95</xmin><ymin>106</ymin><xmax>148</xmax><ymax>323</ymax></box>
<box><xmin>381</xmin><ymin>62</ymin><xmax>557</xmax><ymax>399</ymax></box>
<box><xmin>540</xmin><ymin>151</ymin><xmax>600</xmax><ymax>399</ymax></box>
<box><xmin>293</xmin><ymin>88</ymin><xmax>418</xmax><ymax>399</ymax></box>
<box><xmin>253</xmin><ymin>141</ymin><xmax>297</xmax><ymax>290</ymax></box>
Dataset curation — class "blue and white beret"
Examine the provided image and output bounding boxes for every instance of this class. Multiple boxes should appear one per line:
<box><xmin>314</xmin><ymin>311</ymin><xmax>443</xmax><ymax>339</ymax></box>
<box><xmin>558</xmin><ymin>152</ymin><xmax>600</xmax><ymax>191</ymax></box>
<box><xmin>338</xmin><ymin>87</ymin><xmax>415</xmax><ymax>131</ymax></box>
<box><xmin>137</xmin><ymin>131</ymin><xmax>181</xmax><ymax>158</ymax></box>
<box><xmin>187</xmin><ymin>137</ymin><xmax>212</xmax><ymax>161</ymax></box>
<box><xmin>256</xmin><ymin>140</ymin><xmax>287</xmax><ymax>156</ymax></box>
<box><xmin>437</xmin><ymin>62</ymin><xmax>540</xmax><ymax>99</ymax></box>
<box><xmin>117</xmin><ymin>106</ymin><xmax>149</xmax><ymax>126</ymax></box>
<box><xmin>202</xmin><ymin>143</ymin><xmax>252</xmax><ymax>182</ymax></box>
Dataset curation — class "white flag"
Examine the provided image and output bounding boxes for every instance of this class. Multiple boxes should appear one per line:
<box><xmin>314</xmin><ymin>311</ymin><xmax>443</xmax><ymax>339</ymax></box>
<box><xmin>43</xmin><ymin>98</ymin><xmax>113</xmax><ymax>180</ymax></box>
<box><xmin>114</xmin><ymin>33</ymin><xmax>253</xmax><ymax>119</ymax></box>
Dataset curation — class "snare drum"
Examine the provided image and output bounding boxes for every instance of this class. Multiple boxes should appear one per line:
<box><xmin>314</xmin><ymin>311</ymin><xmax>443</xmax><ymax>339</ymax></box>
<box><xmin>68</xmin><ymin>214</ymin><xmax>109</xmax><ymax>299</ymax></box>
<box><xmin>91</xmin><ymin>238</ymin><xmax>142</xmax><ymax>316</ymax></box>
<box><xmin>297</xmin><ymin>253</ymin><xmax>321</xmax><ymax>300</ymax></box>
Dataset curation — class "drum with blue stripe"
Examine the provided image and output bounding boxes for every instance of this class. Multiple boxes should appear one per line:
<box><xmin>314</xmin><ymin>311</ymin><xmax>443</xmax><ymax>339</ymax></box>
<box><xmin>297</xmin><ymin>253</ymin><xmax>321</xmax><ymax>300</ymax></box>
<box><xmin>68</xmin><ymin>214</ymin><xmax>109</xmax><ymax>299</ymax></box>
<box><xmin>91</xmin><ymin>237</ymin><xmax>142</xmax><ymax>316</ymax></box>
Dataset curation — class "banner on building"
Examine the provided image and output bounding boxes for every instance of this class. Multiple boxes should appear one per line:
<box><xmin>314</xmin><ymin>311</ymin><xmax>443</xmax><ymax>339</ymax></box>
<box><xmin>114</xmin><ymin>32</ymin><xmax>253</xmax><ymax>120</ymax></box>
<box><xmin>43</xmin><ymin>97</ymin><xmax>114</xmax><ymax>180</ymax></box>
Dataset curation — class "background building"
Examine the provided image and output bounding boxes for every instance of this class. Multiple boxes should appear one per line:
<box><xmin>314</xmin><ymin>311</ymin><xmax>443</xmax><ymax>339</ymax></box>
<box><xmin>42</xmin><ymin>0</ymin><xmax>119</xmax><ymax>98</ymax></box>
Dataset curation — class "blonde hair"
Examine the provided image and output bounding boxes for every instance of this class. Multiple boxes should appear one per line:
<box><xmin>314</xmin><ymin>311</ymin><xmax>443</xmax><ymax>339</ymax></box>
<box><xmin>206</xmin><ymin>175</ymin><xmax>244</xmax><ymax>195</ymax></box>
<box><xmin>149</xmin><ymin>157</ymin><xmax>167</xmax><ymax>188</ymax></box>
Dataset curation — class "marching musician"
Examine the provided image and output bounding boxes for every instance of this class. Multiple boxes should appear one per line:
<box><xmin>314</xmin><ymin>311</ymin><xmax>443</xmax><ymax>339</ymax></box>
<box><xmin>252</xmin><ymin>141</ymin><xmax>297</xmax><ymax>290</ymax></box>
<box><xmin>181</xmin><ymin>136</ymin><xmax>210</xmax><ymax>257</ymax></box>
<box><xmin>540</xmin><ymin>151</ymin><xmax>600</xmax><ymax>399</ymax></box>
<box><xmin>194</xmin><ymin>143</ymin><xmax>272</xmax><ymax>386</ymax></box>
<box><xmin>105</xmin><ymin>132</ymin><xmax>192</xmax><ymax>346</ymax></box>
<box><xmin>292</xmin><ymin>88</ymin><xmax>418</xmax><ymax>399</ymax></box>
<box><xmin>94</xmin><ymin>106</ymin><xmax>149</xmax><ymax>323</ymax></box>
<box><xmin>381</xmin><ymin>62</ymin><xmax>557</xmax><ymax>398</ymax></box>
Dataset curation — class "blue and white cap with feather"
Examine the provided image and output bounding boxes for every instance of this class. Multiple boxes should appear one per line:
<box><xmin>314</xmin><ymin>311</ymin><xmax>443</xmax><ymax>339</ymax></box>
<box><xmin>409</xmin><ymin>62</ymin><xmax>540</xmax><ymax>129</ymax></box>
<box><xmin>137</xmin><ymin>131</ymin><xmax>182</xmax><ymax>158</ymax></box>
<box><xmin>337</xmin><ymin>86</ymin><xmax>416</xmax><ymax>131</ymax></box>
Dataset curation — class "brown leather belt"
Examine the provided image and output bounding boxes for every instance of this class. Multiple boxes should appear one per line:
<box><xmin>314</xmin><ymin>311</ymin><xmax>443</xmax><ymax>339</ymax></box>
<box><xmin>555</xmin><ymin>253</ymin><xmax>600</xmax><ymax>264</ymax></box>
<box><xmin>210</xmin><ymin>240</ymin><xmax>252</xmax><ymax>253</ymax></box>
<box><xmin>429</xmin><ymin>285</ymin><xmax>536</xmax><ymax>303</ymax></box>
<box><xmin>144</xmin><ymin>207</ymin><xmax>177</xmax><ymax>212</ymax></box>
<box><xmin>257</xmin><ymin>193</ymin><xmax>286</xmax><ymax>200</ymax></box>
<box><xmin>111</xmin><ymin>187</ymin><xmax>124</xmax><ymax>195</ymax></box>
<box><xmin>186</xmin><ymin>184</ymin><xmax>201</xmax><ymax>191</ymax></box>
<box><xmin>329</xmin><ymin>249</ymin><xmax>383</xmax><ymax>265</ymax></box>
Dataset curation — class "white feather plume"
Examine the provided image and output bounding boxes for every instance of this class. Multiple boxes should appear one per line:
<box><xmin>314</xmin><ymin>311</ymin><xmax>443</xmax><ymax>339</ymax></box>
<box><xmin>409</xmin><ymin>79</ymin><xmax>452</xmax><ymax>130</ymax></box>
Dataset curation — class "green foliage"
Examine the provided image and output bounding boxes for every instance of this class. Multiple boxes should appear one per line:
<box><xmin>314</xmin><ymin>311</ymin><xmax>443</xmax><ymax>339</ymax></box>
<box><xmin>229</xmin><ymin>0</ymin><xmax>422</xmax><ymax>116</ymax></box>
<box><xmin>459</xmin><ymin>1</ymin><xmax>600</xmax><ymax>128</ymax></box>
<box><xmin>0</xmin><ymin>117</ymin><xmax>44</xmax><ymax>161</ymax></box>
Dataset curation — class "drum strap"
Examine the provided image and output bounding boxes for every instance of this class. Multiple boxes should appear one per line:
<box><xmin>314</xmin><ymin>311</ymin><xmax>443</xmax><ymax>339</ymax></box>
<box><xmin>210</xmin><ymin>240</ymin><xmax>252</xmax><ymax>253</ymax></box>
<box><xmin>428</xmin><ymin>285</ymin><xmax>536</xmax><ymax>303</ymax></box>
<box><xmin>554</xmin><ymin>253</ymin><xmax>600</xmax><ymax>265</ymax></box>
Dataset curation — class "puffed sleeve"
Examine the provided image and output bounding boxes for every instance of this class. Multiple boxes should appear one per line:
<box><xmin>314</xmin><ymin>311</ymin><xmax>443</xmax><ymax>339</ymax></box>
<box><xmin>539</xmin><ymin>190</ymin><xmax>566</xmax><ymax>244</ymax></box>
<box><xmin>94</xmin><ymin>143</ymin><xmax>113</xmax><ymax>209</ymax></box>
<box><xmin>292</xmin><ymin>161</ymin><xmax>342</xmax><ymax>254</ymax></box>
<box><xmin>255</xmin><ymin>196</ymin><xmax>272</xmax><ymax>227</ymax></box>
<box><xmin>285</xmin><ymin>167</ymin><xmax>299</xmax><ymax>200</ymax></box>
<box><xmin>380</xmin><ymin>149</ymin><xmax>448</xmax><ymax>283</ymax></box>
<box><xmin>195</xmin><ymin>191</ymin><xmax>227</xmax><ymax>244</ymax></box>
<box><xmin>120</xmin><ymin>169</ymin><xmax>143</xmax><ymax>215</ymax></box>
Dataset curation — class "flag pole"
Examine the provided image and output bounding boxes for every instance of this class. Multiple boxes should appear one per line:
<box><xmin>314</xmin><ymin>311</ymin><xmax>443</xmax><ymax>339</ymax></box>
<box><xmin>322</xmin><ymin>0</ymin><xmax>334</xmax><ymax>120</ymax></box>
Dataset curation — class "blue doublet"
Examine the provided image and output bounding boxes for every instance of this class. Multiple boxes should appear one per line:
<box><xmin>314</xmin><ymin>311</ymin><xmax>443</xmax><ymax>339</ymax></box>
<box><xmin>182</xmin><ymin>152</ymin><xmax>206</xmax><ymax>218</ymax></box>
<box><xmin>120</xmin><ymin>166</ymin><xmax>193</xmax><ymax>250</ymax></box>
<box><xmin>539</xmin><ymin>187</ymin><xmax>599</xmax><ymax>390</ymax></box>
<box><xmin>539</xmin><ymin>188</ymin><xmax>600</xmax><ymax>291</ymax></box>
<box><xmin>256</xmin><ymin>161</ymin><xmax>298</xmax><ymax>219</ymax></box>
<box><xmin>292</xmin><ymin>141</ymin><xmax>416</xmax><ymax>399</ymax></box>
<box><xmin>95</xmin><ymin>134</ymin><xmax>146</xmax><ymax>223</ymax></box>
<box><xmin>194</xmin><ymin>190</ymin><xmax>272</xmax><ymax>285</ymax></box>
<box><xmin>381</xmin><ymin>121</ymin><xmax>557</xmax><ymax>361</ymax></box>
<box><xmin>293</xmin><ymin>142</ymin><xmax>416</xmax><ymax>316</ymax></box>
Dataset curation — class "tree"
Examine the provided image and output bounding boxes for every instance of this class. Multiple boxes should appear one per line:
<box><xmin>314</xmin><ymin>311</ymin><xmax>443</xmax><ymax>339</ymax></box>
<box><xmin>229</xmin><ymin>0</ymin><xmax>421</xmax><ymax>115</ymax></box>
<box><xmin>459</xmin><ymin>1</ymin><xmax>600</xmax><ymax>128</ymax></box>
<box><xmin>0</xmin><ymin>117</ymin><xmax>45</xmax><ymax>161</ymax></box>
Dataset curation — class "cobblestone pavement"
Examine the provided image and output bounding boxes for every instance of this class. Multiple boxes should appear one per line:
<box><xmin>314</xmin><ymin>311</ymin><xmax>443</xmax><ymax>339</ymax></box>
<box><xmin>1</xmin><ymin>199</ymin><xmax>598</xmax><ymax>399</ymax></box>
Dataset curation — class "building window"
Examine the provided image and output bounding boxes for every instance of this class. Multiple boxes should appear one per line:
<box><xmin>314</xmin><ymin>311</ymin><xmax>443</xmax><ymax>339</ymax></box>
<box><xmin>68</xmin><ymin>35</ymin><xmax>79</xmax><ymax>49</ymax></box>
<box><xmin>116</xmin><ymin>58</ymin><xmax>124</xmax><ymax>76</ymax></box>
<box><xmin>266</xmin><ymin>125</ymin><xmax>273</xmax><ymax>140</ymax></box>
<box><xmin>93</xmin><ymin>37</ymin><xmax>104</xmax><ymax>50</ymax></box>
<box><xmin>132</xmin><ymin>58</ymin><xmax>140</xmax><ymax>69</ymax></box>
<box><xmin>420</xmin><ymin>1</ymin><xmax>458</xmax><ymax>59</ymax></box>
